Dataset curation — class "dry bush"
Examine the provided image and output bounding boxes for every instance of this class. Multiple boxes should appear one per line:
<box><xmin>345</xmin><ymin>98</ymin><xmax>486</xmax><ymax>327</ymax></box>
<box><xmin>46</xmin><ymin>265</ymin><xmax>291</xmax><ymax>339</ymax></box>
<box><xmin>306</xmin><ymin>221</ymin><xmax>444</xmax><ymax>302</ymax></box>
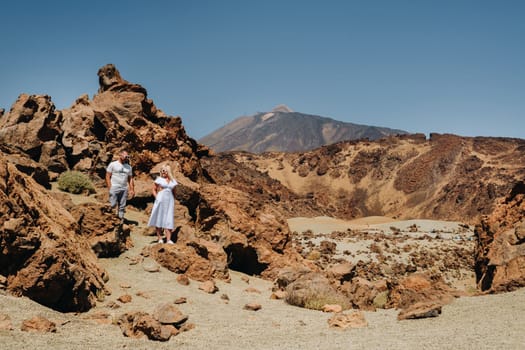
<box><xmin>57</xmin><ymin>170</ymin><xmax>95</xmax><ymax>194</ymax></box>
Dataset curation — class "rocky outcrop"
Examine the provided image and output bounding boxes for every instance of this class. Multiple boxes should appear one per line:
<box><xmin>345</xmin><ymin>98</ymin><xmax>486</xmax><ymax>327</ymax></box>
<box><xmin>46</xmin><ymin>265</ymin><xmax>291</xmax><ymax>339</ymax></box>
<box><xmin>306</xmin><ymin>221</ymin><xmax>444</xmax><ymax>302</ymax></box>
<box><xmin>0</xmin><ymin>65</ymin><xmax>209</xmax><ymax>183</ymax></box>
<box><xmin>475</xmin><ymin>181</ymin><xmax>525</xmax><ymax>292</ymax></box>
<box><xmin>0</xmin><ymin>95</ymin><xmax>67</xmax><ymax>176</ymax></box>
<box><xmin>0</xmin><ymin>64</ymin><xmax>311</xmax><ymax>303</ymax></box>
<box><xmin>0</xmin><ymin>154</ymin><xmax>107</xmax><ymax>312</ymax></box>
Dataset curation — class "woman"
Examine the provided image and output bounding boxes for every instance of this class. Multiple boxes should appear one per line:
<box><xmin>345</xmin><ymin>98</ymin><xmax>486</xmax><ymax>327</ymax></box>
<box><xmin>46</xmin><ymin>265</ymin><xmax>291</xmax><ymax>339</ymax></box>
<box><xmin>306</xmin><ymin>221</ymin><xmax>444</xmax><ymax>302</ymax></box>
<box><xmin>148</xmin><ymin>164</ymin><xmax>178</xmax><ymax>244</ymax></box>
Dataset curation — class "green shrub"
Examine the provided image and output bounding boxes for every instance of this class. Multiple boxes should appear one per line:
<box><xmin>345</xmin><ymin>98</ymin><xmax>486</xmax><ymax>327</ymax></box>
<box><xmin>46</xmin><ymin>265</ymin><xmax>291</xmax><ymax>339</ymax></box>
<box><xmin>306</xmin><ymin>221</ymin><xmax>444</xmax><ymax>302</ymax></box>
<box><xmin>57</xmin><ymin>170</ymin><xmax>95</xmax><ymax>194</ymax></box>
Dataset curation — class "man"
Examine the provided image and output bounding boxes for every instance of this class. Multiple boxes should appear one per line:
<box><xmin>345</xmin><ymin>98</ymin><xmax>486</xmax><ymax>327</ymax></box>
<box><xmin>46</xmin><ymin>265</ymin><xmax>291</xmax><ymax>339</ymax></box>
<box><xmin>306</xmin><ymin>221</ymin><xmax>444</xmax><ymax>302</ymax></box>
<box><xmin>105</xmin><ymin>150</ymin><xmax>135</xmax><ymax>220</ymax></box>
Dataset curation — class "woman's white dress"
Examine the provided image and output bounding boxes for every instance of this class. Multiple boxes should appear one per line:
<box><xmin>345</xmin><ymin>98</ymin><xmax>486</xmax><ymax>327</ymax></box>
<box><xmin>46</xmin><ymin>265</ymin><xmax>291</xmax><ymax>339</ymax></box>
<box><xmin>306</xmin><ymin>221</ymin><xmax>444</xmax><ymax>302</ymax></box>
<box><xmin>147</xmin><ymin>177</ymin><xmax>178</xmax><ymax>229</ymax></box>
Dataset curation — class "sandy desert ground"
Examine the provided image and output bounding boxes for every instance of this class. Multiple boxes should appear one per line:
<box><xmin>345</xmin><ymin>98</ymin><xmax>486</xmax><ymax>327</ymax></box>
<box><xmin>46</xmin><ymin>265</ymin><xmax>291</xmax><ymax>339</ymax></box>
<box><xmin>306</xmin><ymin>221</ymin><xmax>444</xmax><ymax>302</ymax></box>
<box><xmin>1</xmin><ymin>203</ymin><xmax>525</xmax><ymax>350</ymax></box>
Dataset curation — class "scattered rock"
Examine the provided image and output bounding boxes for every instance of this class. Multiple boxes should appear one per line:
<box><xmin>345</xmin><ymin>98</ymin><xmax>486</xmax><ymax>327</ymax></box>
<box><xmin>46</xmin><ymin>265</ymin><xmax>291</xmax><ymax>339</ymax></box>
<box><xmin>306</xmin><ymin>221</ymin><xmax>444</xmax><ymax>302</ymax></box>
<box><xmin>106</xmin><ymin>301</ymin><xmax>121</xmax><ymax>309</ymax></box>
<box><xmin>270</xmin><ymin>290</ymin><xmax>287</xmax><ymax>300</ymax></box>
<box><xmin>20</xmin><ymin>316</ymin><xmax>57</xmax><ymax>333</ymax></box>
<box><xmin>328</xmin><ymin>311</ymin><xmax>368</xmax><ymax>329</ymax></box>
<box><xmin>177</xmin><ymin>275</ymin><xmax>190</xmax><ymax>286</ymax></box>
<box><xmin>117</xmin><ymin>294</ymin><xmax>132</xmax><ymax>303</ymax></box>
<box><xmin>174</xmin><ymin>297</ymin><xmax>187</xmax><ymax>304</ymax></box>
<box><xmin>83</xmin><ymin>311</ymin><xmax>113</xmax><ymax>325</ymax></box>
<box><xmin>243</xmin><ymin>303</ymin><xmax>262</xmax><ymax>311</ymax></box>
<box><xmin>118</xmin><ymin>304</ymin><xmax>192</xmax><ymax>342</ymax></box>
<box><xmin>199</xmin><ymin>280</ymin><xmax>218</xmax><ymax>294</ymax></box>
<box><xmin>322</xmin><ymin>304</ymin><xmax>343</xmax><ymax>313</ymax></box>
<box><xmin>128</xmin><ymin>256</ymin><xmax>143</xmax><ymax>265</ymax></box>
<box><xmin>244</xmin><ymin>287</ymin><xmax>261</xmax><ymax>294</ymax></box>
<box><xmin>398</xmin><ymin>301</ymin><xmax>442</xmax><ymax>320</ymax></box>
<box><xmin>117</xmin><ymin>312</ymin><xmax>169</xmax><ymax>342</ymax></box>
<box><xmin>142</xmin><ymin>259</ymin><xmax>161</xmax><ymax>273</ymax></box>
<box><xmin>153</xmin><ymin>303</ymin><xmax>188</xmax><ymax>325</ymax></box>
<box><xmin>241</xmin><ymin>276</ymin><xmax>250</xmax><ymax>284</ymax></box>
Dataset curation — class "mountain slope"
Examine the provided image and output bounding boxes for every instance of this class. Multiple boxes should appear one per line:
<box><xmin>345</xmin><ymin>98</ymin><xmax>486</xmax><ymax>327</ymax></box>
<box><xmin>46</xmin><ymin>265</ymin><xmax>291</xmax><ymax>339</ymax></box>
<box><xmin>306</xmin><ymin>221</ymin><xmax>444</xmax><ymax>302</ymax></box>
<box><xmin>199</xmin><ymin>106</ymin><xmax>407</xmax><ymax>153</ymax></box>
<box><xmin>217</xmin><ymin>133</ymin><xmax>525</xmax><ymax>224</ymax></box>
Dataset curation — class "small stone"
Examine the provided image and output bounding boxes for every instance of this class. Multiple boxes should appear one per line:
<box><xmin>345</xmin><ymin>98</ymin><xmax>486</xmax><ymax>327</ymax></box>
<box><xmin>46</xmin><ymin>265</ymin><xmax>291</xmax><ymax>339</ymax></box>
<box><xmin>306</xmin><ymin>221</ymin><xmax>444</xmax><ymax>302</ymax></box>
<box><xmin>199</xmin><ymin>280</ymin><xmax>218</xmax><ymax>294</ymax></box>
<box><xmin>142</xmin><ymin>260</ymin><xmax>160</xmax><ymax>273</ymax></box>
<box><xmin>174</xmin><ymin>297</ymin><xmax>187</xmax><ymax>304</ymax></box>
<box><xmin>397</xmin><ymin>302</ymin><xmax>442</xmax><ymax>320</ymax></box>
<box><xmin>117</xmin><ymin>294</ymin><xmax>132</xmax><ymax>303</ymax></box>
<box><xmin>322</xmin><ymin>304</ymin><xmax>343</xmax><ymax>313</ymax></box>
<box><xmin>21</xmin><ymin>316</ymin><xmax>57</xmax><ymax>333</ymax></box>
<box><xmin>328</xmin><ymin>311</ymin><xmax>368</xmax><ymax>329</ymax></box>
<box><xmin>106</xmin><ymin>301</ymin><xmax>121</xmax><ymax>309</ymax></box>
<box><xmin>177</xmin><ymin>274</ymin><xmax>190</xmax><ymax>286</ymax></box>
<box><xmin>243</xmin><ymin>303</ymin><xmax>262</xmax><ymax>311</ymax></box>
<box><xmin>270</xmin><ymin>290</ymin><xmax>287</xmax><ymax>300</ymax></box>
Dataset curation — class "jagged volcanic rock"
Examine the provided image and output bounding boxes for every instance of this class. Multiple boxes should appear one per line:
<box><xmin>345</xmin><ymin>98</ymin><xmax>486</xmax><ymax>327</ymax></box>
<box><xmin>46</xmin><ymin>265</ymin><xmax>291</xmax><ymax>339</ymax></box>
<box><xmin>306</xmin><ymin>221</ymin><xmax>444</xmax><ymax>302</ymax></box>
<box><xmin>0</xmin><ymin>153</ymin><xmax>107</xmax><ymax>312</ymax></box>
<box><xmin>475</xmin><ymin>181</ymin><xmax>525</xmax><ymax>292</ymax></box>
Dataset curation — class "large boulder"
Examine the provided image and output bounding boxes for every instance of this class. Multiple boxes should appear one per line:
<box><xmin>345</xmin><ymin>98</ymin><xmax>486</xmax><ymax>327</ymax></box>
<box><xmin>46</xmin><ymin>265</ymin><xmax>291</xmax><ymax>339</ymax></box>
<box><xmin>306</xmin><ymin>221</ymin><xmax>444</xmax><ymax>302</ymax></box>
<box><xmin>194</xmin><ymin>183</ymin><xmax>307</xmax><ymax>279</ymax></box>
<box><xmin>69</xmin><ymin>202</ymin><xmax>133</xmax><ymax>258</ymax></box>
<box><xmin>0</xmin><ymin>153</ymin><xmax>107</xmax><ymax>312</ymax></box>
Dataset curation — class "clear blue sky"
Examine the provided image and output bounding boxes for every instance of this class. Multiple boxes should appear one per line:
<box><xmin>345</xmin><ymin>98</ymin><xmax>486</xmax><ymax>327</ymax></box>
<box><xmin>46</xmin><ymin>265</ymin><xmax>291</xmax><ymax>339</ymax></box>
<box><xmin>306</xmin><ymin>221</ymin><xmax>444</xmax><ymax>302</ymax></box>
<box><xmin>1</xmin><ymin>0</ymin><xmax>524</xmax><ymax>139</ymax></box>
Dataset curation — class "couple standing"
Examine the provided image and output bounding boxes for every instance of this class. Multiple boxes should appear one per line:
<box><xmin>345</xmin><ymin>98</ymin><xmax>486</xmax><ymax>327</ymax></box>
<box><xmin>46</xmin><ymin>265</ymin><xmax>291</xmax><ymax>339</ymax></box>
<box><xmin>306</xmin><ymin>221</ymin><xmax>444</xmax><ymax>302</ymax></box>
<box><xmin>106</xmin><ymin>150</ymin><xmax>178</xmax><ymax>244</ymax></box>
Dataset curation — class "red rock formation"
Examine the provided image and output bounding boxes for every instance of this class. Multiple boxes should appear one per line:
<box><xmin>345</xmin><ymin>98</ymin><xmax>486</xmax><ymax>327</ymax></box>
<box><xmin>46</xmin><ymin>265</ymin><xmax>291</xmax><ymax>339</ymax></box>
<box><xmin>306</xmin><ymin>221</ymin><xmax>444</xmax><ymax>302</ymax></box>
<box><xmin>0</xmin><ymin>153</ymin><xmax>107</xmax><ymax>312</ymax></box>
<box><xmin>475</xmin><ymin>181</ymin><xmax>525</xmax><ymax>292</ymax></box>
<box><xmin>0</xmin><ymin>94</ymin><xmax>67</xmax><ymax>175</ymax></box>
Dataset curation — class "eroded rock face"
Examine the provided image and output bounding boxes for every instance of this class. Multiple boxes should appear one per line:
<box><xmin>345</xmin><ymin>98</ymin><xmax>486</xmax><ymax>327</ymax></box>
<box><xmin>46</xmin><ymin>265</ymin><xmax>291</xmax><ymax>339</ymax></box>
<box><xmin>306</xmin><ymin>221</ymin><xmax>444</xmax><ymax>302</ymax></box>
<box><xmin>0</xmin><ymin>94</ymin><xmax>67</xmax><ymax>175</ymax></box>
<box><xmin>475</xmin><ymin>181</ymin><xmax>525</xmax><ymax>292</ymax></box>
<box><xmin>69</xmin><ymin>203</ymin><xmax>133</xmax><ymax>258</ymax></box>
<box><xmin>0</xmin><ymin>154</ymin><xmax>107</xmax><ymax>312</ymax></box>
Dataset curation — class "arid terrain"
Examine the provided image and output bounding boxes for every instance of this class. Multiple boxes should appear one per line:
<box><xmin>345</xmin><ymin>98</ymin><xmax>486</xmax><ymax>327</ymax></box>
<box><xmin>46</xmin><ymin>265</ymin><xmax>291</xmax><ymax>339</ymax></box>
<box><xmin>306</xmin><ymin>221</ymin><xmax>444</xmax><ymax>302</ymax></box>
<box><xmin>1</xmin><ymin>64</ymin><xmax>525</xmax><ymax>349</ymax></box>
<box><xmin>1</xmin><ymin>194</ymin><xmax>524</xmax><ymax>349</ymax></box>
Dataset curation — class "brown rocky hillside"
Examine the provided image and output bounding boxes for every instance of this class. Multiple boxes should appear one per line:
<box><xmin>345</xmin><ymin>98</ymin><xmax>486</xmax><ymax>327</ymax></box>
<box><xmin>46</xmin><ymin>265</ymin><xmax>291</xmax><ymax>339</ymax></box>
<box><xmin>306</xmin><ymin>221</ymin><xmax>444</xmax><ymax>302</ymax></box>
<box><xmin>219</xmin><ymin>133</ymin><xmax>525</xmax><ymax>224</ymax></box>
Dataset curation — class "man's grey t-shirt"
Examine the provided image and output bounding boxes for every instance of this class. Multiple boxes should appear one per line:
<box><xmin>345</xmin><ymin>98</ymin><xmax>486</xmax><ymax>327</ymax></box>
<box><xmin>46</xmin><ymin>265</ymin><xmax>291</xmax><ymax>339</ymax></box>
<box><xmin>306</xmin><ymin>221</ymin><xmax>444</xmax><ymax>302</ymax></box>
<box><xmin>107</xmin><ymin>161</ymin><xmax>132</xmax><ymax>190</ymax></box>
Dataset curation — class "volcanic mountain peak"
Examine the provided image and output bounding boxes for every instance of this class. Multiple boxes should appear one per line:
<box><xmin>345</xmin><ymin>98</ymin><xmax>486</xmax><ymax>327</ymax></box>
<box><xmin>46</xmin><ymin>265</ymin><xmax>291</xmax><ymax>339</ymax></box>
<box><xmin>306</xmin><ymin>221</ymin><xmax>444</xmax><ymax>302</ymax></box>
<box><xmin>199</xmin><ymin>108</ymin><xmax>407</xmax><ymax>153</ymax></box>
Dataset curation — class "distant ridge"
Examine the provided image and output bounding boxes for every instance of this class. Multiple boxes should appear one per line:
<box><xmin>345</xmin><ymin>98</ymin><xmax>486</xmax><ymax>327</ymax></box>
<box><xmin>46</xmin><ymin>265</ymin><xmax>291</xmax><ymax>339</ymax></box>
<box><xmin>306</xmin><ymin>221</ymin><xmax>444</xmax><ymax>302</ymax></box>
<box><xmin>199</xmin><ymin>105</ymin><xmax>407</xmax><ymax>153</ymax></box>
